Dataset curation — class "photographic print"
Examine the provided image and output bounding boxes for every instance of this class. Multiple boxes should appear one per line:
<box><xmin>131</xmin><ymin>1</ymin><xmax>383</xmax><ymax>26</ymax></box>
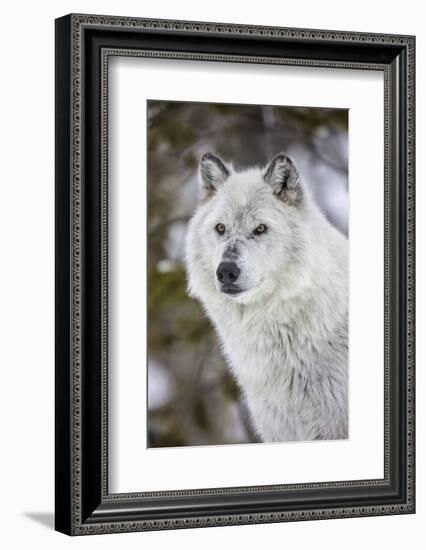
<box><xmin>147</xmin><ymin>100</ymin><xmax>349</xmax><ymax>448</ymax></box>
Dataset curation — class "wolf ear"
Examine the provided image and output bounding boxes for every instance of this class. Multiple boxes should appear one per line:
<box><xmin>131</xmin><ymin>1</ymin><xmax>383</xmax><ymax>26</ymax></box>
<box><xmin>199</xmin><ymin>152</ymin><xmax>230</xmax><ymax>199</ymax></box>
<box><xmin>264</xmin><ymin>153</ymin><xmax>302</xmax><ymax>205</ymax></box>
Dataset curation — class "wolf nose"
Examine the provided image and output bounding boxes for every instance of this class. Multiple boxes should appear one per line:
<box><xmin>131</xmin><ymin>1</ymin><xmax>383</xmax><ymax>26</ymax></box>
<box><xmin>216</xmin><ymin>262</ymin><xmax>240</xmax><ymax>284</ymax></box>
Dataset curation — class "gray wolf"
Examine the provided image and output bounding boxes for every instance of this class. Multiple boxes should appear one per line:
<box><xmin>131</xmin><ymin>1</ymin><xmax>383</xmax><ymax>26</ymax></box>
<box><xmin>185</xmin><ymin>152</ymin><xmax>348</xmax><ymax>442</ymax></box>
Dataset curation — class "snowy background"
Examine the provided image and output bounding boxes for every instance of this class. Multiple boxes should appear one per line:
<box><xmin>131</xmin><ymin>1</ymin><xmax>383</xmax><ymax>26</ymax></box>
<box><xmin>147</xmin><ymin>100</ymin><xmax>348</xmax><ymax>447</ymax></box>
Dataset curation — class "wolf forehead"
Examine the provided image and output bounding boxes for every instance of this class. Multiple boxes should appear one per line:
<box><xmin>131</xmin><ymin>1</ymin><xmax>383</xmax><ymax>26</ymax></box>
<box><xmin>205</xmin><ymin>186</ymin><xmax>285</xmax><ymax>236</ymax></box>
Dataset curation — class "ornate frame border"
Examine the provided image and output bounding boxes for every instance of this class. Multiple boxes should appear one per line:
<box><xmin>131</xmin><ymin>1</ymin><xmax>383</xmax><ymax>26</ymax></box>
<box><xmin>55</xmin><ymin>14</ymin><xmax>415</xmax><ymax>535</ymax></box>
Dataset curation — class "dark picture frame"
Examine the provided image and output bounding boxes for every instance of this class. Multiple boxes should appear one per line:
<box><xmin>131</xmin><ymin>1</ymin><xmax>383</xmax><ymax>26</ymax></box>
<box><xmin>55</xmin><ymin>13</ymin><xmax>415</xmax><ymax>535</ymax></box>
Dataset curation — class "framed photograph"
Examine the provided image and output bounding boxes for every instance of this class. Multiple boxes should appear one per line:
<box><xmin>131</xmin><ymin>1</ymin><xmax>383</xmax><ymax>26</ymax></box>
<box><xmin>55</xmin><ymin>14</ymin><xmax>415</xmax><ymax>535</ymax></box>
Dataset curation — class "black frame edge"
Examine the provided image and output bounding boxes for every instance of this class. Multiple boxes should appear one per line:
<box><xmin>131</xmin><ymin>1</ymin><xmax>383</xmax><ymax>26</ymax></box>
<box><xmin>55</xmin><ymin>14</ymin><xmax>72</xmax><ymax>536</ymax></box>
<box><xmin>55</xmin><ymin>13</ymin><xmax>416</xmax><ymax>536</ymax></box>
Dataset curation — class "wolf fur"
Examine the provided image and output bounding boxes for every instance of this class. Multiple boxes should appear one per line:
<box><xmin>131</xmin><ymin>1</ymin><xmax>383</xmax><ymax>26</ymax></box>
<box><xmin>185</xmin><ymin>152</ymin><xmax>348</xmax><ymax>442</ymax></box>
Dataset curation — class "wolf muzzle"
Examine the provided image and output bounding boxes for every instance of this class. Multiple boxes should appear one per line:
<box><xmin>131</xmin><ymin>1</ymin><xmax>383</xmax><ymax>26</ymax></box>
<box><xmin>216</xmin><ymin>262</ymin><xmax>242</xmax><ymax>295</ymax></box>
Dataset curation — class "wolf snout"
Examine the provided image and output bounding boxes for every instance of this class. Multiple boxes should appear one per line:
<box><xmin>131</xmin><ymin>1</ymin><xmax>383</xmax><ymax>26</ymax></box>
<box><xmin>216</xmin><ymin>262</ymin><xmax>240</xmax><ymax>285</ymax></box>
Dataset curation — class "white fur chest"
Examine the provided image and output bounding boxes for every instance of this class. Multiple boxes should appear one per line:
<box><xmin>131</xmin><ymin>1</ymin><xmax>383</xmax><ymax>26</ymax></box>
<box><xmin>205</xmin><ymin>296</ymin><xmax>348</xmax><ymax>442</ymax></box>
<box><xmin>207</xmin><ymin>303</ymin><xmax>305</xmax><ymax>439</ymax></box>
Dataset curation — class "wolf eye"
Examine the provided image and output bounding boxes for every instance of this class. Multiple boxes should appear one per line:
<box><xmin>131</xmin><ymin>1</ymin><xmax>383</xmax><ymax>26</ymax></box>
<box><xmin>215</xmin><ymin>223</ymin><xmax>226</xmax><ymax>235</ymax></box>
<box><xmin>253</xmin><ymin>224</ymin><xmax>267</xmax><ymax>235</ymax></box>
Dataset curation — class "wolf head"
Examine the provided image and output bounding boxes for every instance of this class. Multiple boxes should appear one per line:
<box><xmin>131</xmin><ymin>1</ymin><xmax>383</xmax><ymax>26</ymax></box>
<box><xmin>186</xmin><ymin>152</ymin><xmax>315</xmax><ymax>306</ymax></box>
